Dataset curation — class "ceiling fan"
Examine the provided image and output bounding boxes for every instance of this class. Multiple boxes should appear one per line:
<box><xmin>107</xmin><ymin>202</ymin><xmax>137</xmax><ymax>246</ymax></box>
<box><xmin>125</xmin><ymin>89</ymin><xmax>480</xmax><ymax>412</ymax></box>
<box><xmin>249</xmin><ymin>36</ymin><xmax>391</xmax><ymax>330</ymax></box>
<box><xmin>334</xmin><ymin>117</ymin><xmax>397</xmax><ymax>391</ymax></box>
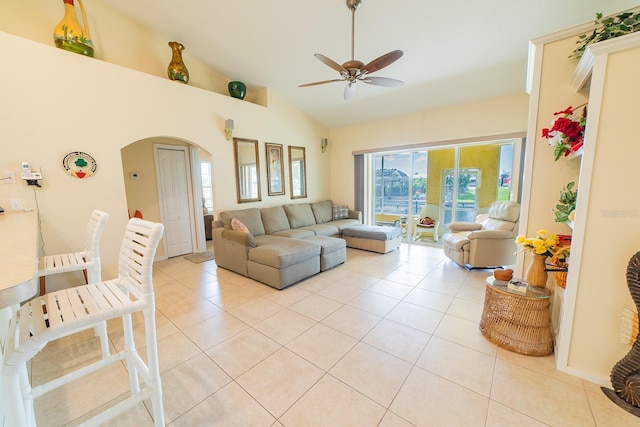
<box><xmin>299</xmin><ymin>0</ymin><xmax>404</xmax><ymax>100</ymax></box>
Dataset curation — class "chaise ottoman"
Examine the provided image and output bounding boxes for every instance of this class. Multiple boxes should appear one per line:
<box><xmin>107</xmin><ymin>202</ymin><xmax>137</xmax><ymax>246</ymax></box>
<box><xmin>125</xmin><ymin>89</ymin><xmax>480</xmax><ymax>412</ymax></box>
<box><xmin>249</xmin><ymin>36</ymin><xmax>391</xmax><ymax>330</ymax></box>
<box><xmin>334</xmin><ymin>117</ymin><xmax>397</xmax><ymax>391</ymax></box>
<box><xmin>305</xmin><ymin>235</ymin><xmax>347</xmax><ymax>271</ymax></box>
<box><xmin>341</xmin><ymin>224</ymin><xmax>402</xmax><ymax>254</ymax></box>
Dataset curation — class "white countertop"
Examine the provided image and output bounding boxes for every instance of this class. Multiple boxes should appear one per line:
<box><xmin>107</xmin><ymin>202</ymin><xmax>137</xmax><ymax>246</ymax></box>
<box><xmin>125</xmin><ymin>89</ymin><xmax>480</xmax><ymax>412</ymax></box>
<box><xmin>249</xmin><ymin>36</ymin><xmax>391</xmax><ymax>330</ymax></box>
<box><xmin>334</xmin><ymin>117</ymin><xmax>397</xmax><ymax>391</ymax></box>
<box><xmin>0</xmin><ymin>210</ymin><xmax>38</xmax><ymax>308</ymax></box>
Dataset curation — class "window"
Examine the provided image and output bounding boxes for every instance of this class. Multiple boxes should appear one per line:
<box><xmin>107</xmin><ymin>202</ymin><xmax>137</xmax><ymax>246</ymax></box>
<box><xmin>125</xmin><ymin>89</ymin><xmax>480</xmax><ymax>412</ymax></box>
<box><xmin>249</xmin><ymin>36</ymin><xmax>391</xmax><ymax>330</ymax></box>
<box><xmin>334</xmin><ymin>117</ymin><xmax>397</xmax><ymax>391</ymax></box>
<box><xmin>200</xmin><ymin>161</ymin><xmax>213</xmax><ymax>214</ymax></box>
<box><xmin>366</xmin><ymin>139</ymin><xmax>519</xmax><ymax>241</ymax></box>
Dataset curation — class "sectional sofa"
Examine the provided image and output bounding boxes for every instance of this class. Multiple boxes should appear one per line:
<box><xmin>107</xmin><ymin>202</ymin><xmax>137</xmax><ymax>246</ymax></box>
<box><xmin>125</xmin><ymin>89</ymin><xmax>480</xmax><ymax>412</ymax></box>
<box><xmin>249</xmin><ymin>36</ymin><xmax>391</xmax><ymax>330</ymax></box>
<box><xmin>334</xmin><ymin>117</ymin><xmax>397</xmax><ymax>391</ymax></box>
<box><xmin>212</xmin><ymin>200</ymin><xmax>361</xmax><ymax>289</ymax></box>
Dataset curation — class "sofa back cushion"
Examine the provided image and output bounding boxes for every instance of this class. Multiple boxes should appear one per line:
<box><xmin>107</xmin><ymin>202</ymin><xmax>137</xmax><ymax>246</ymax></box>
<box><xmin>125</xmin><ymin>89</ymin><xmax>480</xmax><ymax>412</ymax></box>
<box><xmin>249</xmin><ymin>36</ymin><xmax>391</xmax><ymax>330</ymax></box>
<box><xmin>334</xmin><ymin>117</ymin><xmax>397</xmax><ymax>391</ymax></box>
<box><xmin>261</xmin><ymin>206</ymin><xmax>291</xmax><ymax>234</ymax></box>
<box><xmin>219</xmin><ymin>208</ymin><xmax>265</xmax><ymax>236</ymax></box>
<box><xmin>482</xmin><ymin>218</ymin><xmax>517</xmax><ymax>232</ymax></box>
<box><xmin>283</xmin><ymin>203</ymin><xmax>316</xmax><ymax>229</ymax></box>
<box><xmin>310</xmin><ymin>200</ymin><xmax>333</xmax><ymax>224</ymax></box>
<box><xmin>481</xmin><ymin>201</ymin><xmax>520</xmax><ymax>232</ymax></box>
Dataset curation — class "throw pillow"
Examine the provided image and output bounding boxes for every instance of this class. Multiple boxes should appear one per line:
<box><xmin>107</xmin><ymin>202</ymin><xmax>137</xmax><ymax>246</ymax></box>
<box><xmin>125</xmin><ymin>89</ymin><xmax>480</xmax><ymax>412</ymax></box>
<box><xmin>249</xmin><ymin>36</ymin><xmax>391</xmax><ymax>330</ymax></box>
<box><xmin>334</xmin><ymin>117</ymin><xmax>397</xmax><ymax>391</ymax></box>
<box><xmin>231</xmin><ymin>217</ymin><xmax>250</xmax><ymax>233</ymax></box>
<box><xmin>418</xmin><ymin>216</ymin><xmax>435</xmax><ymax>227</ymax></box>
<box><xmin>332</xmin><ymin>204</ymin><xmax>349</xmax><ymax>220</ymax></box>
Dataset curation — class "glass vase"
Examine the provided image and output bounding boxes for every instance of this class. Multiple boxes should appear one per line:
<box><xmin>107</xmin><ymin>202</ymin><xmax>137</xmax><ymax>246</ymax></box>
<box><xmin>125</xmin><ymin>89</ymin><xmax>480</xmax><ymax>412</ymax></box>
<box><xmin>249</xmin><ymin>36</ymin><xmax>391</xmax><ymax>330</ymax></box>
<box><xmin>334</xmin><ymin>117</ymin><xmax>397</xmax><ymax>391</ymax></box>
<box><xmin>526</xmin><ymin>254</ymin><xmax>548</xmax><ymax>287</ymax></box>
<box><xmin>228</xmin><ymin>81</ymin><xmax>246</xmax><ymax>100</ymax></box>
<box><xmin>53</xmin><ymin>0</ymin><xmax>94</xmax><ymax>57</ymax></box>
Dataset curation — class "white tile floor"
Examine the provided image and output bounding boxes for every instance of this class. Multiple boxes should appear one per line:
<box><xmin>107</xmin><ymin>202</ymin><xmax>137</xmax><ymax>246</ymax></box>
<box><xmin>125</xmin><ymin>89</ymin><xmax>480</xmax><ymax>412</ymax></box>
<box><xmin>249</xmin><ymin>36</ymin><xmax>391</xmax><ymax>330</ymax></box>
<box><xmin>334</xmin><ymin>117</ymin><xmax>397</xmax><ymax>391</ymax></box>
<box><xmin>29</xmin><ymin>243</ymin><xmax>640</xmax><ymax>426</ymax></box>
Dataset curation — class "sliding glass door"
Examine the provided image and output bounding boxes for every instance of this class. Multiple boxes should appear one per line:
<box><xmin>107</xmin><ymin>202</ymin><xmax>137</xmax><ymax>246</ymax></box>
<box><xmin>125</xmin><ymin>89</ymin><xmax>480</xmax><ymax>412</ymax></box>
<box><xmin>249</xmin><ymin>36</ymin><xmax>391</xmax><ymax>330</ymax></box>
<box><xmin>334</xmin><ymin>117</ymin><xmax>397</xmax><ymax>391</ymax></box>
<box><xmin>441</xmin><ymin>168</ymin><xmax>479</xmax><ymax>224</ymax></box>
<box><xmin>369</xmin><ymin>139</ymin><xmax>517</xmax><ymax>243</ymax></box>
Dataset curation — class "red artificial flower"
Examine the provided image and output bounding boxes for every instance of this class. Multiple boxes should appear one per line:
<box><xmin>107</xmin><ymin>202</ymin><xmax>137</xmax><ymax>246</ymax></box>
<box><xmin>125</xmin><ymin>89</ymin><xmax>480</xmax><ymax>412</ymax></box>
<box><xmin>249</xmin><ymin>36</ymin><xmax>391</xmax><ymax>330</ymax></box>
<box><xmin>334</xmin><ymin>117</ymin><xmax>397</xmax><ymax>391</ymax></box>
<box><xmin>541</xmin><ymin>104</ymin><xmax>587</xmax><ymax>161</ymax></box>
<box><xmin>554</xmin><ymin>106</ymin><xmax>574</xmax><ymax>115</ymax></box>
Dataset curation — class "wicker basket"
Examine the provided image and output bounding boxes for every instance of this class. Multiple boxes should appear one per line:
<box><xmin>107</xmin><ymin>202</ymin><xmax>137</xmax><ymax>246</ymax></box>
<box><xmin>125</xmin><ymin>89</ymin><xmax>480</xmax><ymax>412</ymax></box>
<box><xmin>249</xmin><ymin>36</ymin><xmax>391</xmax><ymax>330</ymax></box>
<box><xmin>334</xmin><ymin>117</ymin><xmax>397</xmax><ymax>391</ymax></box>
<box><xmin>549</xmin><ymin>251</ymin><xmax>568</xmax><ymax>289</ymax></box>
<box><xmin>480</xmin><ymin>284</ymin><xmax>553</xmax><ymax>356</ymax></box>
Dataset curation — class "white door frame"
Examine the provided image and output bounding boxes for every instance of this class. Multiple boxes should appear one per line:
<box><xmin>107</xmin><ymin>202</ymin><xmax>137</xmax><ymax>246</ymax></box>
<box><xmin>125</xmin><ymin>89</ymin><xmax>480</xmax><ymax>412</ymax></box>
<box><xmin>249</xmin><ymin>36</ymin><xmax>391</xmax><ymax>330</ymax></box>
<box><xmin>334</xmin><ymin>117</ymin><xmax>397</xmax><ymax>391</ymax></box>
<box><xmin>190</xmin><ymin>146</ymin><xmax>207</xmax><ymax>253</ymax></box>
<box><xmin>154</xmin><ymin>143</ymin><xmax>206</xmax><ymax>258</ymax></box>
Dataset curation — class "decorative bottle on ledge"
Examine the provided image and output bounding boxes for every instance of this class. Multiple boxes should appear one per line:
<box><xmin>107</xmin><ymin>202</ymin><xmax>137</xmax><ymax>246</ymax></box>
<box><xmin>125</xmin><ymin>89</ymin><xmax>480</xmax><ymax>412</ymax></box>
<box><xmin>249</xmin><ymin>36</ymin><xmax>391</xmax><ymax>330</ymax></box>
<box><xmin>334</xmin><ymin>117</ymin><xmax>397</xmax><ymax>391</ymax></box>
<box><xmin>228</xmin><ymin>81</ymin><xmax>246</xmax><ymax>100</ymax></box>
<box><xmin>167</xmin><ymin>42</ymin><xmax>189</xmax><ymax>84</ymax></box>
<box><xmin>53</xmin><ymin>0</ymin><xmax>94</xmax><ymax>57</ymax></box>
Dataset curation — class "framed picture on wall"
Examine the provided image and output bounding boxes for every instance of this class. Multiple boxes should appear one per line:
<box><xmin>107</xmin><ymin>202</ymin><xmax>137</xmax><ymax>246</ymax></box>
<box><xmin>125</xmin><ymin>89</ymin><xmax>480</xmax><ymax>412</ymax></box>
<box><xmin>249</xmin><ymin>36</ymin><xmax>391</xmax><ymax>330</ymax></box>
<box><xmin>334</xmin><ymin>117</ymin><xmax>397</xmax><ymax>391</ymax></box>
<box><xmin>265</xmin><ymin>142</ymin><xmax>285</xmax><ymax>196</ymax></box>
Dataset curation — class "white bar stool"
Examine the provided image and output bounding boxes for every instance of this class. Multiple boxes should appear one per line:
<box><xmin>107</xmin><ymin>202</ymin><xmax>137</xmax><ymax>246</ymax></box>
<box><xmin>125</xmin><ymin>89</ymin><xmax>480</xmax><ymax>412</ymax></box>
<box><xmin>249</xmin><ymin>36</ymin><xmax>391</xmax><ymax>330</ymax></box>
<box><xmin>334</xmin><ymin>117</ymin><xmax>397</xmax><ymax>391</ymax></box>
<box><xmin>38</xmin><ymin>210</ymin><xmax>110</xmax><ymax>295</ymax></box>
<box><xmin>2</xmin><ymin>218</ymin><xmax>165</xmax><ymax>426</ymax></box>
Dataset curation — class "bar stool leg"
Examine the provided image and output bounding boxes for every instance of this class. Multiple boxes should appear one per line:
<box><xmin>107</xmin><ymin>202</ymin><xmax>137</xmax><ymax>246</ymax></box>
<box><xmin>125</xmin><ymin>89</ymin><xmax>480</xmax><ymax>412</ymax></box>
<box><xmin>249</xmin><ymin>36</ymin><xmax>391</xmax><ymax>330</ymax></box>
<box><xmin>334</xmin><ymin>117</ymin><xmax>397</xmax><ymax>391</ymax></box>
<box><xmin>2</xmin><ymin>364</ymin><xmax>31</xmax><ymax>427</ymax></box>
<box><xmin>143</xmin><ymin>306</ymin><xmax>164</xmax><ymax>427</ymax></box>
<box><xmin>19</xmin><ymin>364</ymin><xmax>36</xmax><ymax>426</ymax></box>
<box><xmin>122</xmin><ymin>312</ymin><xmax>141</xmax><ymax>395</ymax></box>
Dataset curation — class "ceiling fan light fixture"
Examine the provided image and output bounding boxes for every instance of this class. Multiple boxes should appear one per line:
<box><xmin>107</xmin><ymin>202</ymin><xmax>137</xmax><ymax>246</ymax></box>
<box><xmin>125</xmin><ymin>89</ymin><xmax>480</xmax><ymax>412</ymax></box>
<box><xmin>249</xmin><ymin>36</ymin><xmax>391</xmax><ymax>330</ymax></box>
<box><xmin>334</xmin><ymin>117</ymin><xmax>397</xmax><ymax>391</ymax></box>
<box><xmin>299</xmin><ymin>0</ymin><xmax>403</xmax><ymax>99</ymax></box>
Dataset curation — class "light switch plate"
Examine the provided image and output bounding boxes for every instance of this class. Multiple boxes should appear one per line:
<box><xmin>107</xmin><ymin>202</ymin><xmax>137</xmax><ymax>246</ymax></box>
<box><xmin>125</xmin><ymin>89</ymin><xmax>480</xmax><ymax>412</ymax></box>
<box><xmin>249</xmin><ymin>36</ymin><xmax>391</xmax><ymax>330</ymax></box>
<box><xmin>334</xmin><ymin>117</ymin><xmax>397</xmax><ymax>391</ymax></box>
<box><xmin>10</xmin><ymin>199</ymin><xmax>22</xmax><ymax>210</ymax></box>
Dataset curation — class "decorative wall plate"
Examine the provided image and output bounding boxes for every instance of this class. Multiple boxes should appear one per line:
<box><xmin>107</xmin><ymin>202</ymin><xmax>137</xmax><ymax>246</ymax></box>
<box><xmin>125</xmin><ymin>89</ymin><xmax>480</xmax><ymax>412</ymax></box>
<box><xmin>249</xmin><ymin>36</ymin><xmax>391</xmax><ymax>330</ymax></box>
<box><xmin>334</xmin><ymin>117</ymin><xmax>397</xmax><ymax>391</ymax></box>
<box><xmin>63</xmin><ymin>151</ymin><xmax>97</xmax><ymax>179</ymax></box>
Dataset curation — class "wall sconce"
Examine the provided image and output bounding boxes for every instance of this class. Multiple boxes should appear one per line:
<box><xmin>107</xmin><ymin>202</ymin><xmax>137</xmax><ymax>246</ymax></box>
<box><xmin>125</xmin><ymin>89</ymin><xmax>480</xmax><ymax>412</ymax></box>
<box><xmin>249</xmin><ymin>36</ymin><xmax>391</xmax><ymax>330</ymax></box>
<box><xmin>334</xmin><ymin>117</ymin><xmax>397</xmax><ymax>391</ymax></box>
<box><xmin>224</xmin><ymin>119</ymin><xmax>234</xmax><ymax>140</ymax></box>
<box><xmin>321</xmin><ymin>138</ymin><xmax>328</xmax><ymax>153</ymax></box>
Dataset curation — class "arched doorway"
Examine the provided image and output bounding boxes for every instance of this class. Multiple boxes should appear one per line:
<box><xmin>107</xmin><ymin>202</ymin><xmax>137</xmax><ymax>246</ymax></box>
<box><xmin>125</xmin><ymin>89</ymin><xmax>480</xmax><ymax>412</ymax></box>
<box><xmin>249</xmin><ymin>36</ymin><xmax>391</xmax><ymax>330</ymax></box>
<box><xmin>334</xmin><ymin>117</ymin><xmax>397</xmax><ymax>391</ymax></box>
<box><xmin>121</xmin><ymin>137</ymin><xmax>214</xmax><ymax>259</ymax></box>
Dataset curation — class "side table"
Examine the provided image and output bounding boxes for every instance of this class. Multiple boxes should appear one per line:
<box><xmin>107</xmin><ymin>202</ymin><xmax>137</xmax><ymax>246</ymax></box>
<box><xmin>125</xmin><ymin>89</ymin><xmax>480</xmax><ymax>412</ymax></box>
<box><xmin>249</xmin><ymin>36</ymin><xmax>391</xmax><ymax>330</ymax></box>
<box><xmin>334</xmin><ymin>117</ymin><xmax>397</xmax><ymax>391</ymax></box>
<box><xmin>479</xmin><ymin>277</ymin><xmax>553</xmax><ymax>356</ymax></box>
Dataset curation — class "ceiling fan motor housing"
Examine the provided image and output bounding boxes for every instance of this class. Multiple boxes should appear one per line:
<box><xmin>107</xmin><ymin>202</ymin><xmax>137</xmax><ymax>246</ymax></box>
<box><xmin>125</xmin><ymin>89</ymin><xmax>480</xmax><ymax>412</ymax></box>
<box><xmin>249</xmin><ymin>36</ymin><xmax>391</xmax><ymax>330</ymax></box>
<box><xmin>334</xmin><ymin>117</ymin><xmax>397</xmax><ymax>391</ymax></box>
<box><xmin>342</xmin><ymin>60</ymin><xmax>365</xmax><ymax>76</ymax></box>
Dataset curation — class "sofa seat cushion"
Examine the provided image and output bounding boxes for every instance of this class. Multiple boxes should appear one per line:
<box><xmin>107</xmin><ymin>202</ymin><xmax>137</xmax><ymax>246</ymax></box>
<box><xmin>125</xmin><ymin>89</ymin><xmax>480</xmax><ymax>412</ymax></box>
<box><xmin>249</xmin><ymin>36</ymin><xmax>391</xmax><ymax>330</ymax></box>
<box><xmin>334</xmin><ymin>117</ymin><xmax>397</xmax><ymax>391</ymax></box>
<box><xmin>251</xmin><ymin>236</ymin><xmax>320</xmax><ymax>269</ymax></box>
<box><xmin>304</xmin><ymin>235</ymin><xmax>346</xmax><ymax>255</ymax></box>
<box><xmin>283</xmin><ymin>203</ymin><xmax>316</xmax><ymax>229</ymax></box>
<box><xmin>270</xmin><ymin>229</ymin><xmax>315</xmax><ymax>239</ymax></box>
<box><xmin>305</xmin><ymin>235</ymin><xmax>346</xmax><ymax>271</ymax></box>
<box><xmin>261</xmin><ymin>206</ymin><xmax>291</xmax><ymax>234</ymax></box>
<box><xmin>342</xmin><ymin>224</ymin><xmax>401</xmax><ymax>241</ymax></box>
<box><xmin>328</xmin><ymin>218</ymin><xmax>361</xmax><ymax>231</ymax></box>
<box><xmin>310</xmin><ymin>200</ymin><xmax>333</xmax><ymax>224</ymax></box>
<box><xmin>298</xmin><ymin>224</ymin><xmax>340</xmax><ymax>237</ymax></box>
<box><xmin>220</xmin><ymin>208</ymin><xmax>265</xmax><ymax>236</ymax></box>
<box><xmin>442</xmin><ymin>232</ymin><xmax>471</xmax><ymax>251</ymax></box>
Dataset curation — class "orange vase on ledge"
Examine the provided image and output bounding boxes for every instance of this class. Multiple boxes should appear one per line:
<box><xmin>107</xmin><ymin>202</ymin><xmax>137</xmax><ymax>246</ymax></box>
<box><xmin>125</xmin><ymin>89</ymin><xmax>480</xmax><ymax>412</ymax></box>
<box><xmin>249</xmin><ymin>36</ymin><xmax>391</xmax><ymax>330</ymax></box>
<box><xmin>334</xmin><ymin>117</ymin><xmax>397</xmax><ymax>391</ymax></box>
<box><xmin>526</xmin><ymin>254</ymin><xmax>548</xmax><ymax>287</ymax></box>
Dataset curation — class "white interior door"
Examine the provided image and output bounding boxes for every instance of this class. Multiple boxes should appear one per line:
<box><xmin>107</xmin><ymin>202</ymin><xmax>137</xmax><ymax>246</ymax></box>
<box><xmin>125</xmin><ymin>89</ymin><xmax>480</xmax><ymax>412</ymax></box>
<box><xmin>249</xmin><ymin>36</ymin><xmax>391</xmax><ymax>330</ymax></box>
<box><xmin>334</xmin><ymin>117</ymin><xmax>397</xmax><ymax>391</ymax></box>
<box><xmin>156</xmin><ymin>146</ymin><xmax>194</xmax><ymax>257</ymax></box>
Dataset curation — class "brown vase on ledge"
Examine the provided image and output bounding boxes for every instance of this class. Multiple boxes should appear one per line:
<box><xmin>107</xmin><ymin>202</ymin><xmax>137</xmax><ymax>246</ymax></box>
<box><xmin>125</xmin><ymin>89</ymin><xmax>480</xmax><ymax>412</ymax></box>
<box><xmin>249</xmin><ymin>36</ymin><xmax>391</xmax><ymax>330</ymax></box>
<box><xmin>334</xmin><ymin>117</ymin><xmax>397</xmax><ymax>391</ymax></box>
<box><xmin>167</xmin><ymin>42</ymin><xmax>189</xmax><ymax>84</ymax></box>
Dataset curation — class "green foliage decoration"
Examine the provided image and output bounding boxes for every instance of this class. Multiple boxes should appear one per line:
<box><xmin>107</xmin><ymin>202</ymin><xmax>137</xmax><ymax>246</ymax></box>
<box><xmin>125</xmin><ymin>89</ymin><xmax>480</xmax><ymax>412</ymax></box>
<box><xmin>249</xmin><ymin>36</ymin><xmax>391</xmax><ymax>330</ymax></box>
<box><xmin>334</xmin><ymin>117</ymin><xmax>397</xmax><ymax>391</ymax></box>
<box><xmin>554</xmin><ymin>181</ymin><xmax>577</xmax><ymax>223</ymax></box>
<box><xmin>571</xmin><ymin>11</ymin><xmax>640</xmax><ymax>60</ymax></box>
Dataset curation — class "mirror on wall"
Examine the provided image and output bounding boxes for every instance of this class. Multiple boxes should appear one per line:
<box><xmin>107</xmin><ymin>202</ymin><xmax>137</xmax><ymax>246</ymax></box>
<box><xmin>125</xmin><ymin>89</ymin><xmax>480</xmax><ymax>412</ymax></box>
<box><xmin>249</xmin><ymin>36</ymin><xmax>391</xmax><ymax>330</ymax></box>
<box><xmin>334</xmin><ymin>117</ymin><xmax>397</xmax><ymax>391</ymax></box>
<box><xmin>233</xmin><ymin>138</ymin><xmax>261</xmax><ymax>203</ymax></box>
<box><xmin>288</xmin><ymin>145</ymin><xmax>307</xmax><ymax>199</ymax></box>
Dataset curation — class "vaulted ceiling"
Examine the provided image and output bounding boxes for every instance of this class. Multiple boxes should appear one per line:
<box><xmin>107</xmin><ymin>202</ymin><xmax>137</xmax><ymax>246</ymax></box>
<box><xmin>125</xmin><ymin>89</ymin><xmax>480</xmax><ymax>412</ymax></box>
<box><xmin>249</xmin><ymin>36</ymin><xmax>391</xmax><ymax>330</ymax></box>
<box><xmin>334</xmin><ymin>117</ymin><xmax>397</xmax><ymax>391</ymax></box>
<box><xmin>104</xmin><ymin>0</ymin><xmax>638</xmax><ymax>128</ymax></box>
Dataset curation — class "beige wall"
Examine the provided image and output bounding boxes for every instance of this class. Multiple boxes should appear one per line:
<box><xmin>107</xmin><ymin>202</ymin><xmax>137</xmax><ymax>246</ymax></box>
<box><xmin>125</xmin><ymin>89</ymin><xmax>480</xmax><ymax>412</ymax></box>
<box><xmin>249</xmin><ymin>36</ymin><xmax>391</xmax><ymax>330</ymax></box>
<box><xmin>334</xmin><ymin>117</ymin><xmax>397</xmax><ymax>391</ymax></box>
<box><xmin>526</xmin><ymin>37</ymin><xmax>585</xmax><ymax>241</ymax></box>
<box><xmin>0</xmin><ymin>0</ymin><xmax>231</xmax><ymax>98</ymax></box>
<box><xmin>0</xmin><ymin>29</ymin><xmax>328</xmax><ymax>287</ymax></box>
<box><xmin>328</xmin><ymin>94</ymin><xmax>529</xmax><ymax>208</ymax></box>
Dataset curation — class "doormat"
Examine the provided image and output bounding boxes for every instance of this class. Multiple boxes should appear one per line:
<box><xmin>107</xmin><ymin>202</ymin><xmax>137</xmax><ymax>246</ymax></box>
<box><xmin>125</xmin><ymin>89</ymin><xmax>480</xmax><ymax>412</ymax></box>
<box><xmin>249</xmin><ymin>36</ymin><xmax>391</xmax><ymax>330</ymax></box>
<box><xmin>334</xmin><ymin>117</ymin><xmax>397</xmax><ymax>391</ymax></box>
<box><xmin>183</xmin><ymin>251</ymin><xmax>215</xmax><ymax>264</ymax></box>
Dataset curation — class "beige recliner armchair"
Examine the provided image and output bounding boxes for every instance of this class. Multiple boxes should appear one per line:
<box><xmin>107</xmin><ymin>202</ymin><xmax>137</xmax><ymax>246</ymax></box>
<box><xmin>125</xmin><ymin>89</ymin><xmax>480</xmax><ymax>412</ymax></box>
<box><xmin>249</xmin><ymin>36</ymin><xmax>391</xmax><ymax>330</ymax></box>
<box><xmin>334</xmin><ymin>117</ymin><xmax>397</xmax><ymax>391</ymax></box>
<box><xmin>442</xmin><ymin>201</ymin><xmax>520</xmax><ymax>269</ymax></box>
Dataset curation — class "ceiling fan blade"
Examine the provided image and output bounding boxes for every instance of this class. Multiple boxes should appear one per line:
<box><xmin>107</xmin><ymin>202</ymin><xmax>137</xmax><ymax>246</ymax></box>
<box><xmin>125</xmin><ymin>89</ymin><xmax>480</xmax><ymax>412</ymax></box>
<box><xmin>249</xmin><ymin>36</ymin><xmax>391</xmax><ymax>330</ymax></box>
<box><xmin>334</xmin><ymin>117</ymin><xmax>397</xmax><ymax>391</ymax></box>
<box><xmin>299</xmin><ymin>78</ymin><xmax>344</xmax><ymax>87</ymax></box>
<box><xmin>314</xmin><ymin>54</ymin><xmax>347</xmax><ymax>73</ymax></box>
<box><xmin>344</xmin><ymin>81</ymin><xmax>356</xmax><ymax>100</ymax></box>
<box><xmin>361</xmin><ymin>50</ymin><xmax>403</xmax><ymax>74</ymax></box>
<box><xmin>362</xmin><ymin>76</ymin><xmax>404</xmax><ymax>88</ymax></box>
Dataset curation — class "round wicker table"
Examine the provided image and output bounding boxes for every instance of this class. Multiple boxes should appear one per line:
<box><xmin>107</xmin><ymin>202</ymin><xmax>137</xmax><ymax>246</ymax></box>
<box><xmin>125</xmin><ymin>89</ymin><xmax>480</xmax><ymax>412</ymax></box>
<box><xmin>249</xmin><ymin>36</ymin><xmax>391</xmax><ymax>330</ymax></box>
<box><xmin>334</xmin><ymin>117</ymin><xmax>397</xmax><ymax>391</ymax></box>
<box><xmin>480</xmin><ymin>277</ymin><xmax>553</xmax><ymax>356</ymax></box>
